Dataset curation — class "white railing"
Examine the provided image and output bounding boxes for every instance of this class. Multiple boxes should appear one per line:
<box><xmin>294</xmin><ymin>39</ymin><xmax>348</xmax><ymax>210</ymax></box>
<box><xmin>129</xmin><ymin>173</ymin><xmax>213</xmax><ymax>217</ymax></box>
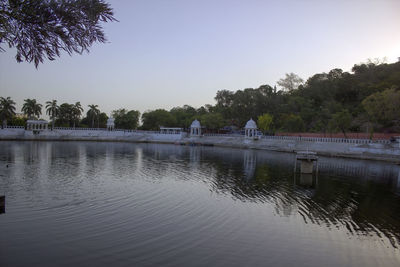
<box><xmin>203</xmin><ymin>133</ymin><xmax>243</xmax><ymax>137</ymax></box>
<box><xmin>2</xmin><ymin>126</ymin><xmax>25</xmax><ymax>129</ymax></box>
<box><xmin>1</xmin><ymin>125</ymin><xmax>393</xmax><ymax>144</ymax></box>
<box><xmin>260</xmin><ymin>135</ymin><xmax>390</xmax><ymax>144</ymax></box>
<box><xmin>202</xmin><ymin>132</ymin><xmax>391</xmax><ymax>144</ymax></box>
<box><xmin>53</xmin><ymin>127</ymin><xmax>107</xmax><ymax>131</ymax></box>
<box><xmin>51</xmin><ymin>127</ymin><xmax>182</xmax><ymax>135</ymax></box>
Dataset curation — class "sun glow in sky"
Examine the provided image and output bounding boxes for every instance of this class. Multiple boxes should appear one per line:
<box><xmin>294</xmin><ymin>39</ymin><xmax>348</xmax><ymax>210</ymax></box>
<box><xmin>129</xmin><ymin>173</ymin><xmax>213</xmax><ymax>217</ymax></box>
<box><xmin>1</xmin><ymin>0</ymin><xmax>399</xmax><ymax>117</ymax></box>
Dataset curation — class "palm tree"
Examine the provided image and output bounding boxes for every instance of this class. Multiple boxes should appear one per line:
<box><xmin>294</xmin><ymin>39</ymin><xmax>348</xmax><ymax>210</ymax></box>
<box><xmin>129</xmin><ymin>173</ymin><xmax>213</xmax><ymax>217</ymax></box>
<box><xmin>45</xmin><ymin>100</ymin><xmax>59</xmax><ymax>130</ymax></box>
<box><xmin>72</xmin><ymin>102</ymin><xmax>84</xmax><ymax>128</ymax></box>
<box><xmin>0</xmin><ymin>97</ymin><xmax>16</xmax><ymax>128</ymax></box>
<box><xmin>58</xmin><ymin>103</ymin><xmax>74</xmax><ymax>126</ymax></box>
<box><xmin>22</xmin><ymin>99</ymin><xmax>42</xmax><ymax>119</ymax></box>
<box><xmin>87</xmin><ymin>104</ymin><xmax>100</xmax><ymax>128</ymax></box>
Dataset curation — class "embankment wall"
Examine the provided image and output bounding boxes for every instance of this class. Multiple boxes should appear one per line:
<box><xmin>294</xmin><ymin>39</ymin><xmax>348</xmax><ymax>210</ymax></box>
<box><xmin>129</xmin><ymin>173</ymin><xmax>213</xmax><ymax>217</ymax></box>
<box><xmin>1</xmin><ymin>128</ymin><xmax>399</xmax><ymax>162</ymax></box>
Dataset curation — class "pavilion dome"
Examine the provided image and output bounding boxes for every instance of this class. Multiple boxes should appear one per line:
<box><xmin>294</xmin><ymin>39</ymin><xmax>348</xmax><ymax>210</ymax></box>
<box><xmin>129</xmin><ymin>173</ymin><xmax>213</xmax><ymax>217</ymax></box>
<box><xmin>107</xmin><ymin>117</ymin><xmax>115</xmax><ymax>125</ymax></box>
<box><xmin>190</xmin><ymin>119</ymin><xmax>201</xmax><ymax>128</ymax></box>
<box><xmin>245</xmin><ymin>118</ymin><xmax>257</xmax><ymax>129</ymax></box>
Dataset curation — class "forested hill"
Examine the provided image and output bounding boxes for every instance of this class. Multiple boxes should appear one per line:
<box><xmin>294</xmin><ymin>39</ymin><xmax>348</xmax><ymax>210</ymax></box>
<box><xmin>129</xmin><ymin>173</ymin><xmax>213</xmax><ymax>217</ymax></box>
<box><xmin>141</xmin><ymin>59</ymin><xmax>400</xmax><ymax>134</ymax></box>
<box><xmin>212</xmin><ymin>59</ymin><xmax>400</xmax><ymax>133</ymax></box>
<box><xmin>3</xmin><ymin>59</ymin><xmax>399</xmax><ymax>134</ymax></box>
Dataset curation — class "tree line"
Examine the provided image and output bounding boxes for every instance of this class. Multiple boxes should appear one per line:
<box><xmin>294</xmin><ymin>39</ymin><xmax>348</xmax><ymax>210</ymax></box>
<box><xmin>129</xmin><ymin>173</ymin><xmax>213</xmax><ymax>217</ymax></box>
<box><xmin>0</xmin><ymin>98</ymin><xmax>140</xmax><ymax>130</ymax></box>
<box><xmin>139</xmin><ymin>58</ymin><xmax>400</xmax><ymax>135</ymax></box>
<box><xmin>1</xmin><ymin>58</ymin><xmax>400</xmax><ymax>135</ymax></box>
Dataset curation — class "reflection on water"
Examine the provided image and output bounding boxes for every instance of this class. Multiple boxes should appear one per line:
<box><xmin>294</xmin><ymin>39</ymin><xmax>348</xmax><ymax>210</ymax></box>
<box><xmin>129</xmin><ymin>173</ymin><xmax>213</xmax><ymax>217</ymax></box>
<box><xmin>0</xmin><ymin>141</ymin><xmax>400</xmax><ymax>267</ymax></box>
<box><xmin>0</xmin><ymin>195</ymin><xmax>4</xmax><ymax>214</ymax></box>
<box><xmin>297</xmin><ymin>173</ymin><xmax>316</xmax><ymax>188</ymax></box>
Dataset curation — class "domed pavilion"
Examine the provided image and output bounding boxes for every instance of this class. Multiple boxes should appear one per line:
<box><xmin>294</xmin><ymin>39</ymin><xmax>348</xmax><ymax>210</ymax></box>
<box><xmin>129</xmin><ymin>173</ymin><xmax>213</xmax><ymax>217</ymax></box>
<box><xmin>244</xmin><ymin>118</ymin><xmax>257</xmax><ymax>138</ymax></box>
<box><xmin>190</xmin><ymin>119</ymin><xmax>201</xmax><ymax>137</ymax></box>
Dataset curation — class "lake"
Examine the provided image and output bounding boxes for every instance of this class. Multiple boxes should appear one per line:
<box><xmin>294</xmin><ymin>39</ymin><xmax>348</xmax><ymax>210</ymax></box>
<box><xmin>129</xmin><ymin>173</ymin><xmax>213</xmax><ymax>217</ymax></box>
<box><xmin>0</xmin><ymin>141</ymin><xmax>400</xmax><ymax>266</ymax></box>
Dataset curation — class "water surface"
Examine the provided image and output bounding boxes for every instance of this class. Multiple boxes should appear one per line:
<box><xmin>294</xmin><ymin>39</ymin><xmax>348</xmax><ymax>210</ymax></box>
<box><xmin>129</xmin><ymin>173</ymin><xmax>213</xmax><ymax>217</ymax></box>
<box><xmin>0</xmin><ymin>141</ymin><xmax>400</xmax><ymax>266</ymax></box>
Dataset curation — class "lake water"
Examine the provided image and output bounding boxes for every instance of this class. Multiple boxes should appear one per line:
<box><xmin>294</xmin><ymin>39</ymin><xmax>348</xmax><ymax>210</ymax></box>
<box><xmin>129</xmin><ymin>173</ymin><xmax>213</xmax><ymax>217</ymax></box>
<box><xmin>0</xmin><ymin>141</ymin><xmax>400</xmax><ymax>267</ymax></box>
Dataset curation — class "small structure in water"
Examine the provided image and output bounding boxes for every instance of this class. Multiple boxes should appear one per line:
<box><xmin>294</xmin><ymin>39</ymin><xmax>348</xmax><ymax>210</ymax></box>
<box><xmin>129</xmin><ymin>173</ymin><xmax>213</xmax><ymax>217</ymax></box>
<box><xmin>294</xmin><ymin>151</ymin><xmax>318</xmax><ymax>174</ymax></box>
<box><xmin>190</xmin><ymin>119</ymin><xmax>201</xmax><ymax>137</ymax></box>
<box><xmin>244</xmin><ymin>118</ymin><xmax>258</xmax><ymax>139</ymax></box>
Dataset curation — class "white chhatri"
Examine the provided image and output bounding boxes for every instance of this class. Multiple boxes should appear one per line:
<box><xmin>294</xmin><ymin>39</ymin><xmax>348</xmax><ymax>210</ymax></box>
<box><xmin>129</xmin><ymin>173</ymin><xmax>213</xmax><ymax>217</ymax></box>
<box><xmin>190</xmin><ymin>119</ymin><xmax>201</xmax><ymax>136</ymax></box>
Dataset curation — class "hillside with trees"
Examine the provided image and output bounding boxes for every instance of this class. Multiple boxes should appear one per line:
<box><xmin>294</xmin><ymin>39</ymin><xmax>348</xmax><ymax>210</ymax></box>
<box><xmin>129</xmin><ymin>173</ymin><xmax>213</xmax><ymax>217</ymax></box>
<box><xmin>1</xmin><ymin>59</ymin><xmax>399</xmax><ymax>136</ymax></box>
<box><xmin>140</xmin><ymin>59</ymin><xmax>400</xmax><ymax>135</ymax></box>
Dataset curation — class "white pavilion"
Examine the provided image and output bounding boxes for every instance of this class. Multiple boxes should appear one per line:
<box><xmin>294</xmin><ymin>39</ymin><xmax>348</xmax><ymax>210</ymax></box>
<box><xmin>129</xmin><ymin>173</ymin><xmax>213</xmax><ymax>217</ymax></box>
<box><xmin>107</xmin><ymin>117</ymin><xmax>115</xmax><ymax>131</ymax></box>
<box><xmin>190</xmin><ymin>119</ymin><xmax>201</xmax><ymax>137</ymax></box>
<box><xmin>244</xmin><ymin>118</ymin><xmax>257</xmax><ymax>138</ymax></box>
<box><xmin>26</xmin><ymin>120</ymin><xmax>49</xmax><ymax>131</ymax></box>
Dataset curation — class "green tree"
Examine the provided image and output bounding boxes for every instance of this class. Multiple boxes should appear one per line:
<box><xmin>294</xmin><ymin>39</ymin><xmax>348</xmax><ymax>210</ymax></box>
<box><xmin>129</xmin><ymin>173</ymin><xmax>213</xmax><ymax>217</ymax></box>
<box><xmin>215</xmin><ymin>90</ymin><xmax>234</xmax><ymax>120</ymax></box>
<box><xmin>0</xmin><ymin>0</ymin><xmax>116</xmax><ymax>67</ymax></box>
<box><xmin>362</xmin><ymin>88</ymin><xmax>400</xmax><ymax>128</ymax></box>
<box><xmin>277</xmin><ymin>73</ymin><xmax>304</xmax><ymax>92</ymax></box>
<box><xmin>22</xmin><ymin>98</ymin><xmax>42</xmax><ymax>119</ymax></box>
<box><xmin>170</xmin><ymin>105</ymin><xmax>197</xmax><ymax>128</ymax></box>
<box><xmin>329</xmin><ymin>110</ymin><xmax>352</xmax><ymax>138</ymax></box>
<box><xmin>98</xmin><ymin>112</ymin><xmax>108</xmax><ymax>128</ymax></box>
<box><xmin>141</xmin><ymin>109</ymin><xmax>176</xmax><ymax>130</ymax></box>
<box><xmin>257</xmin><ymin>113</ymin><xmax>273</xmax><ymax>134</ymax></box>
<box><xmin>281</xmin><ymin>114</ymin><xmax>305</xmax><ymax>132</ymax></box>
<box><xmin>57</xmin><ymin>103</ymin><xmax>74</xmax><ymax>126</ymax></box>
<box><xmin>71</xmin><ymin>102</ymin><xmax>83</xmax><ymax>128</ymax></box>
<box><xmin>87</xmin><ymin>104</ymin><xmax>100</xmax><ymax>128</ymax></box>
<box><xmin>112</xmin><ymin>108</ymin><xmax>140</xmax><ymax>129</ymax></box>
<box><xmin>199</xmin><ymin>113</ymin><xmax>225</xmax><ymax>130</ymax></box>
<box><xmin>45</xmin><ymin>100</ymin><xmax>59</xmax><ymax>129</ymax></box>
<box><xmin>0</xmin><ymin>96</ymin><xmax>16</xmax><ymax>128</ymax></box>
<box><xmin>9</xmin><ymin>116</ymin><xmax>26</xmax><ymax>127</ymax></box>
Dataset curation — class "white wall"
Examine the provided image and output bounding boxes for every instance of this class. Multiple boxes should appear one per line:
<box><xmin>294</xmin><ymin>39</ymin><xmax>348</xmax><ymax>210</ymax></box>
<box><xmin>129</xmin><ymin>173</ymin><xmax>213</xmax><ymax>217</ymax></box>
<box><xmin>1</xmin><ymin>128</ymin><xmax>399</xmax><ymax>162</ymax></box>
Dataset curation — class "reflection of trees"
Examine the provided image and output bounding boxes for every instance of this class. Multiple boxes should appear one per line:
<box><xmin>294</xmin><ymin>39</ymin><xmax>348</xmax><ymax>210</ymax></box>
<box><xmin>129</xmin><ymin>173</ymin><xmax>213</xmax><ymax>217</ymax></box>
<box><xmin>3</xmin><ymin>142</ymin><xmax>398</xmax><ymax>247</ymax></box>
<box><xmin>200</xmin><ymin>148</ymin><xmax>400</xmax><ymax>248</ymax></box>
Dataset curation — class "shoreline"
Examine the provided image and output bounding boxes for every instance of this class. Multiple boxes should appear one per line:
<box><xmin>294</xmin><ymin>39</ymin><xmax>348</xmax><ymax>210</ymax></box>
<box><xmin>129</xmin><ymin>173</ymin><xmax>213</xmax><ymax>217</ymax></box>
<box><xmin>1</xmin><ymin>133</ymin><xmax>400</xmax><ymax>164</ymax></box>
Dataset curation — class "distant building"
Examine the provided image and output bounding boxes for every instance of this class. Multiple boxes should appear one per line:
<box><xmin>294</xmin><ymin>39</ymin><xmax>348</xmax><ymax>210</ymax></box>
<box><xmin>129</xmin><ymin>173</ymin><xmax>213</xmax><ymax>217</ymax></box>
<box><xmin>190</xmin><ymin>119</ymin><xmax>201</xmax><ymax>136</ymax></box>
<box><xmin>160</xmin><ymin>127</ymin><xmax>183</xmax><ymax>134</ymax></box>
<box><xmin>107</xmin><ymin>117</ymin><xmax>115</xmax><ymax>131</ymax></box>
<box><xmin>244</xmin><ymin>118</ymin><xmax>257</xmax><ymax>138</ymax></box>
<box><xmin>14</xmin><ymin>113</ymin><xmax>27</xmax><ymax>119</ymax></box>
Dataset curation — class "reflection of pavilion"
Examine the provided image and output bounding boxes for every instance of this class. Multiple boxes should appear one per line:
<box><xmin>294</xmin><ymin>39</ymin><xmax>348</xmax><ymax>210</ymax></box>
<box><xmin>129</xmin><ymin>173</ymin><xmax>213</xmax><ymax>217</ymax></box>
<box><xmin>243</xmin><ymin>150</ymin><xmax>256</xmax><ymax>179</ymax></box>
<box><xmin>189</xmin><ymin>147</ymin><xmax>201</xmax><ymax>164</ymax></box>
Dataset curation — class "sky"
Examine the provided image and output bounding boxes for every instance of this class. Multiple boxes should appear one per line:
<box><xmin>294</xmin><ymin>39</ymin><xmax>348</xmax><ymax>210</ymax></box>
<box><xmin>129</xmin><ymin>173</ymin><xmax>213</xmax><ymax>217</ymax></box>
<box><xmin>1</xmin><ymin>0</ymin><xmax>400</xmax><ymax>118</ymax></box>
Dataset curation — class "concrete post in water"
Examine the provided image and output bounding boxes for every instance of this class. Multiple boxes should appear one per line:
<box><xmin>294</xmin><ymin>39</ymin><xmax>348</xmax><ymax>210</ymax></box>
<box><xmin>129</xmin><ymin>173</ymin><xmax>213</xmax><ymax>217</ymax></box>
<box><xmin>299</xmin><ymin>173</ymin><xmax>313</xmax><ymax>187</ymax></box>
<box><xmin>295</xmin><ymin>151</ymin><xmax>318</xmax><ymax>174</ymax></box>
<box><xmin>300</xmin><ymin>161</ymin><xmax>314</xmax><ymax>174</ymax></box>
<box><xmin>0</xmin><ymin>195</ymin><xmax>5</xmax><ymax>214</ymax></box>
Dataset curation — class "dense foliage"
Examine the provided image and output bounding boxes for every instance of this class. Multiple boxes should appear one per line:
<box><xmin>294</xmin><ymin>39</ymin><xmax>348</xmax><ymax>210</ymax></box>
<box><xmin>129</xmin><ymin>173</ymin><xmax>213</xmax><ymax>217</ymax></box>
<box><xmin>141</xmin><ymin>59</ymin><xmax>400</xmax><ymax>134</ymax></box>
<box><xmin>0</xmin><ymin>96</ymin><xmax>16</xmax><ymax>127</ymax></box>
<box><xmin>0</xmin><ymin>0</ymin><xmax>115</xmax><ymax>67</ymax></box>
<box><xmin>112</xmin><ymin>109</ymin><xmax>140</xmax><ymax>130</ymax></box>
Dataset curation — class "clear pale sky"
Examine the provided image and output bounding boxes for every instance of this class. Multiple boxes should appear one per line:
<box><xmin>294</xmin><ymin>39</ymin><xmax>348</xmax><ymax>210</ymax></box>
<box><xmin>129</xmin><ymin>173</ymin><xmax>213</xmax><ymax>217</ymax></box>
<box><xmin>1</xmin><ymin>0</ymin><xmax>399</xmax><ymax>117</ymax></box>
